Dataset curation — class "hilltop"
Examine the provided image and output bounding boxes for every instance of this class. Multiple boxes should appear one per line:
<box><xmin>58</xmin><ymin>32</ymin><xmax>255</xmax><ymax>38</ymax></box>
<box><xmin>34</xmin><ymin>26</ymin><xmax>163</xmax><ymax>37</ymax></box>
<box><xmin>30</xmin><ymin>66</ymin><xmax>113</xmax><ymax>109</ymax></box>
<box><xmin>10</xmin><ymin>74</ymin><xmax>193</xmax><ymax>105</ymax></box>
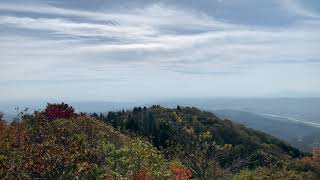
<box><xmin>1</xmin><ymin>103</ymin><xmax>319</xmax><ymax>179</ymax></box>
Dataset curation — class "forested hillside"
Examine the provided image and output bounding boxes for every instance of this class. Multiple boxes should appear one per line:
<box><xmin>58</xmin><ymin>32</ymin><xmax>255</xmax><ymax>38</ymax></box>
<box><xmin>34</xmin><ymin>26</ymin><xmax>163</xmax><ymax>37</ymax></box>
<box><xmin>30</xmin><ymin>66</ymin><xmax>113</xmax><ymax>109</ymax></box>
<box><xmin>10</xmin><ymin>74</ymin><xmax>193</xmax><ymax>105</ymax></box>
<box><xmin>1</xmin><ymin>103</ymin><xmax>320</xmax><ymax>179</ymax></box>
<box><xmin>94</xmin><ymin>105</ymin><xmax>320</xmax><ymax>179</ymax></box>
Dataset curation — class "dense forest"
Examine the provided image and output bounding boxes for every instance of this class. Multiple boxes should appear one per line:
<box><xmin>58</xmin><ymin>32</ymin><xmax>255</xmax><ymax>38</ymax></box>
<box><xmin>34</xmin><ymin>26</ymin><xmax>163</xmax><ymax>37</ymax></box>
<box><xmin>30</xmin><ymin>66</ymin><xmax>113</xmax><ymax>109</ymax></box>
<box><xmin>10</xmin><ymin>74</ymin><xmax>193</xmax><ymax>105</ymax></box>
<box><xmin>1</xmin><ymin>103</ymin><xmax>320</xmax><ymax>179</ymax></box>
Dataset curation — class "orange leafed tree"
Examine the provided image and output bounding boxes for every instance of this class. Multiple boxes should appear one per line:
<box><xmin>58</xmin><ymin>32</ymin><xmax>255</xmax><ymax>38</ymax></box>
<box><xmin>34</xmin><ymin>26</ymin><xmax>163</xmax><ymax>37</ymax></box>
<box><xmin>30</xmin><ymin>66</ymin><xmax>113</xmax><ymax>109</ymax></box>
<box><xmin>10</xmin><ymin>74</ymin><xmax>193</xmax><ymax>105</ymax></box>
<box><xmin>132</xmin><ymin>168</ymin><xmax>155</xmax><ymax>180</ymax></box>
<box><xmin>170</xmin><ymin>164</ymin><xmax>193</xmax><ymax>180</ymax></box>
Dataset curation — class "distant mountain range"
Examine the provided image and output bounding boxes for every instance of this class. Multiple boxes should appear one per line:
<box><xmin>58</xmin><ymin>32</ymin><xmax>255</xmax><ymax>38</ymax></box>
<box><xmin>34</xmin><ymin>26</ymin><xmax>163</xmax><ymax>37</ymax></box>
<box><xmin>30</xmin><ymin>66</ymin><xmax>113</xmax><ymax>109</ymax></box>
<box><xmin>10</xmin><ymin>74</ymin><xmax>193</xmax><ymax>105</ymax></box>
<box><xmin>214</xmin><ymin>109</ymin><xmax>320</xmax><ymax>152</ymax></box>
<box><xmin>157</xmin><ymin>97</ymin><xmax>320</xmax><ymax>124</ymax></box>
<box><xmin>2</xmin><ymin>98</ymin><xmax>320</xmax><ymax>152</ymax></box>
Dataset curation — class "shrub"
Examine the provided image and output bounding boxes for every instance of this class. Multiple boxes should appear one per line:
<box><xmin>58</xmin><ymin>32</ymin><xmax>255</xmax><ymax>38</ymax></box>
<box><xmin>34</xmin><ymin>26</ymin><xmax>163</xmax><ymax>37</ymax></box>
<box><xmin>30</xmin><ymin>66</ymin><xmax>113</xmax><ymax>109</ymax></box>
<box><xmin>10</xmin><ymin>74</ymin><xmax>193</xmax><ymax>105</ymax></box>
<box><xmin>44</xmin><ymin>103</ymin><xmax>75</xmax><ymax>120</ymax></box>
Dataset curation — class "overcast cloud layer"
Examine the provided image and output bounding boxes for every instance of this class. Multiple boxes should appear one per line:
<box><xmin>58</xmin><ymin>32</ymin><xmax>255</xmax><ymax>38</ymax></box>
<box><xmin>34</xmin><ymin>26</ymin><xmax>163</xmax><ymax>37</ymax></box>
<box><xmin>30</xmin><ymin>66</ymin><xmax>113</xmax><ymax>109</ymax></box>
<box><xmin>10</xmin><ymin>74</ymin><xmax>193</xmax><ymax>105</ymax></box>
<box><xmin>0</xmin><ymin>0</ymin><xmax>320</xmax><ymax>101</ymax></box>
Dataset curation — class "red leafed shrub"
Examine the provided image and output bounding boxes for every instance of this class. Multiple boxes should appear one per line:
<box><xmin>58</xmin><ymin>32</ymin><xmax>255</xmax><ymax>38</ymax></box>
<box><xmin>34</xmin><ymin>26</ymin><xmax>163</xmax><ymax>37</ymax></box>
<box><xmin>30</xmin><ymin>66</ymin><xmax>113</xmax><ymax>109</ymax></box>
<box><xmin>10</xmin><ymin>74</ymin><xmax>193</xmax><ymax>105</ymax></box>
<box><xmin>170</xmin><ymin>164</ymin><xmax>192</xmax><ymax>180</ymax></box>
<box><xmin>132</xmin><ymin>168</ymin><xmax>155</xmax><ymax>180</ymax></box>
<box><xmin>44</xmin><ymin>103</ymin><xmax>75</xmax><ymax>120</ymax></box>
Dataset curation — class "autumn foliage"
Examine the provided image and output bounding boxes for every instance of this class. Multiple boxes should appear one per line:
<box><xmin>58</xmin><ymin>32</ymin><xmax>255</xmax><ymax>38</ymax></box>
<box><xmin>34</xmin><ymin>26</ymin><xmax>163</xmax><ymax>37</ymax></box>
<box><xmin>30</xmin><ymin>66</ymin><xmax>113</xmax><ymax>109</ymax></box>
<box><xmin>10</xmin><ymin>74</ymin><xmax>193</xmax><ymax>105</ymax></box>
<box><xmin>44</xmin><ymin>102</ymin><xmax>75</xmax><ymax>120</ymax></box>
<box><xmin>1</xmin><ymin>103</ymin><xmax>320</xmax><ymax>179</ymax></box>
<box><xmin>0</xmin><ymin>103</ymin><xmax>191</xmax><ymax>179</ymax></box>
<box><xmin>132</xmin><ymin>168</ymin><xmax>155</xmax><ymax>180</ymax></box>
<box><xmin>169</xmin><ymin>164</ymin><xmax>193</xmax><ymax>180</ymax></box>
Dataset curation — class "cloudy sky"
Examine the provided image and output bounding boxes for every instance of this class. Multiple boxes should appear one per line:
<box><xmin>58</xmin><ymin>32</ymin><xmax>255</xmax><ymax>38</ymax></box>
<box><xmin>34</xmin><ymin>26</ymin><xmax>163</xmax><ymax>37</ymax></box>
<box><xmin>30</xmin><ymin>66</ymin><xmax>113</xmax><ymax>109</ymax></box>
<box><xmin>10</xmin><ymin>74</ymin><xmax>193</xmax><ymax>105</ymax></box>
<box><xmin>0</xmin><ymin>0</ymin><xmax>320</xmax><ymax>102</ymax></box>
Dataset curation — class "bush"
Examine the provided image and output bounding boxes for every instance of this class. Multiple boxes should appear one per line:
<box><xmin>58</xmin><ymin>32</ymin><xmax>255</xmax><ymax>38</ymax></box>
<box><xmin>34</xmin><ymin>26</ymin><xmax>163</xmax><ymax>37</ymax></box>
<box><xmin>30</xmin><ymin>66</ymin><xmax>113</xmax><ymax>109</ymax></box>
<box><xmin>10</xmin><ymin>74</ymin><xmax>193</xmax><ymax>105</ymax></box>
<box><xmin>44</xmin><ymin>102</ymin><xmax>75</xmax><ymax>120</ymax></box>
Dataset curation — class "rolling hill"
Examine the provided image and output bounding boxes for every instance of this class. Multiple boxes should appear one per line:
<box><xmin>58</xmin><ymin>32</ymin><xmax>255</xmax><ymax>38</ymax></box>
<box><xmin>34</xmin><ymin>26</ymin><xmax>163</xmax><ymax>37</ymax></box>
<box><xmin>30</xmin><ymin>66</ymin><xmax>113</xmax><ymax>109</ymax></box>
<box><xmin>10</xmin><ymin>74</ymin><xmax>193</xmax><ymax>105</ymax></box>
<box><xmin>214</xmin><ymin>109</ymin><xmax>320</xmax><ymax>152</ymax></box>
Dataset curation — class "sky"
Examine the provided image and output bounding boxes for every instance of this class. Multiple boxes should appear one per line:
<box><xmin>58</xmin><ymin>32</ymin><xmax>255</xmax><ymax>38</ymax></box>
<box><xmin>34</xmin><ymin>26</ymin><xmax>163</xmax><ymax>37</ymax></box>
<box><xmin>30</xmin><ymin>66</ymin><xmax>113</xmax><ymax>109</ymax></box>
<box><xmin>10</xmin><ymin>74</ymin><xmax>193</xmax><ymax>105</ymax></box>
<box><xmin>0</xmin><ymin>0</ymin><xmax>320</xmax><ymax>102</ymax></box>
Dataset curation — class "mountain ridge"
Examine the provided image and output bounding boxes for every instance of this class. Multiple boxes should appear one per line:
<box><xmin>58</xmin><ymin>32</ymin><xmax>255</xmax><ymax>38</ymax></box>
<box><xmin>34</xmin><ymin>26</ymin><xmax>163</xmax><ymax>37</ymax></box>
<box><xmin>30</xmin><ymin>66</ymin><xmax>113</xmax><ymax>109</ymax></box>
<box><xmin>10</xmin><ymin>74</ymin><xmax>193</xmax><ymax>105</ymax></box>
<box><xmin>214</xmin><ymin>109</ymin><xmax>320</xmax><ymax>152</ymax></box>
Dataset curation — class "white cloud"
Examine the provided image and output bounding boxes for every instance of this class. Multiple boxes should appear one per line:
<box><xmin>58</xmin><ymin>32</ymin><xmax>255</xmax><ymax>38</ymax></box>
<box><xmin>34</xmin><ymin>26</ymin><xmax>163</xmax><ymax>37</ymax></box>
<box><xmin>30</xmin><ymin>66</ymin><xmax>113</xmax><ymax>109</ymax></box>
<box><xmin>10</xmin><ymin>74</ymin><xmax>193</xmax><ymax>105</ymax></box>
<box><xmin>0</xmin><ymin>1</ymin><xmax>319</xmax><ymax>99</ymax></box>
<box><xmin>0</xmin><ymin>16</ymin><xmax>158</xmax><ymax>40</ymax></box>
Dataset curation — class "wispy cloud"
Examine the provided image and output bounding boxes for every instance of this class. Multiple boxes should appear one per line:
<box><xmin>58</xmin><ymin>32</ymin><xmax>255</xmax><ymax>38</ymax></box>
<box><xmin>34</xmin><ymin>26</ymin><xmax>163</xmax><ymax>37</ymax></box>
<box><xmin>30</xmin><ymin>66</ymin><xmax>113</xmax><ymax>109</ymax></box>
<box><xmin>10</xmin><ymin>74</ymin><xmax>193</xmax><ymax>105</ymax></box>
<box><xmin>280</xmin><ymin>0</ymin><xmax>320</xmax><ymax>18</ymax></box>
<box><xmin>1</xmin><ymin>2</ymin><xmax>319</xmax><ymax>79</ymax></box>
<box><xmin>0</xmin><ymin>16</ymin><xmax>158</xmax><ymax>40</ymax></box>
<box><xmin>0</xmin><ymin>0</ymin><xmax>319</xmax><ymax>100</ymax></box>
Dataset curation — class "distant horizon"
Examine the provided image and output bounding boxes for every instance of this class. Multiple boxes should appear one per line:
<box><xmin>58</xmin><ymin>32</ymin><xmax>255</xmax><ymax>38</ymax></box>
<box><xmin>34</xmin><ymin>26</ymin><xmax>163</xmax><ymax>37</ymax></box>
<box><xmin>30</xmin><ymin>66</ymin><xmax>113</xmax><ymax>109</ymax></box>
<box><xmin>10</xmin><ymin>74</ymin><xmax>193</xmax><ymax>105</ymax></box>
<box><xmin>2</xmin><ymin>97</ymin><xmax>320</xmax><ymax>129</ymax></box>
<box><xmin>2</xmin><ymin>95</ymin><xmax>320</xmax><ymax>104</ymax></box>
